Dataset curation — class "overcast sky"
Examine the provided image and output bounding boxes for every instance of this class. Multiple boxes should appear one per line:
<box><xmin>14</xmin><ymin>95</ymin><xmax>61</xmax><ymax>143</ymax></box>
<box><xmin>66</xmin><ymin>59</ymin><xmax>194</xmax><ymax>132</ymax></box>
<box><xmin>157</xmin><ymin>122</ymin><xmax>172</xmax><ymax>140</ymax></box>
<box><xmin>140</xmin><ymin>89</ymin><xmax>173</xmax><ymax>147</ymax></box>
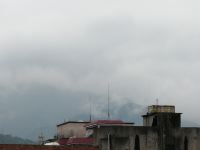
<box><xmin>1</xmin><ymin>0</ymin><xmax>200</xmax><ymax>140</ymax></box>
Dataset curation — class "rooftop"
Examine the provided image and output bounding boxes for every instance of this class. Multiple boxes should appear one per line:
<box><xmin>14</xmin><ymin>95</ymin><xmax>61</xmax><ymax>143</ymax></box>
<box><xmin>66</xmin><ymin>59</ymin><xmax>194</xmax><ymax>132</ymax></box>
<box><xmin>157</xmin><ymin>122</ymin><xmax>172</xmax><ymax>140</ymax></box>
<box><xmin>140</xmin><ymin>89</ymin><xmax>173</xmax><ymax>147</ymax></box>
<box><xmin>85</xmin><ymin>120</ymin><xmax>134</xmax><ymax>129</ymax></box>
<box><xmin>57</xmin><ymin>121</ymin><xmax>90</xmax><ymax>127</ymax></box>
<box><xmin>148</xmin><ymin>105</ymin><xmax>175</xmax><ymax>114</ymax></box>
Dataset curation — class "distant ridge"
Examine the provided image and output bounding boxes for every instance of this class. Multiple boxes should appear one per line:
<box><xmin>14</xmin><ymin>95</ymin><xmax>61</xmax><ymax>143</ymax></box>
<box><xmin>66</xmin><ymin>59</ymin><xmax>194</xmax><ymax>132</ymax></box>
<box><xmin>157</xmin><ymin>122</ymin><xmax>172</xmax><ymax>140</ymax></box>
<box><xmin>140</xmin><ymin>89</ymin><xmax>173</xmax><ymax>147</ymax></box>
<box><xmin>0</xmin><ymin>134</ymin><xmax>35</xmax><ymax>144</ymax></box>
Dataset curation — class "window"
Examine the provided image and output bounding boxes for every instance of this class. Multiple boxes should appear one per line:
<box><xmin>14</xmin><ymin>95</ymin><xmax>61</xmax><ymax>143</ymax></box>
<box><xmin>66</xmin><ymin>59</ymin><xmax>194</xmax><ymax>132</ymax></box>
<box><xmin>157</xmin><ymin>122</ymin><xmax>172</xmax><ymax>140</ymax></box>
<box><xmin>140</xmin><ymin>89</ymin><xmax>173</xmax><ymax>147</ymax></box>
<box><xmin>184</xmin><ymin>136</ymin><xmax>188</xmax><ymax>150</ymax></box>
<box><xmin>165</xmin><ymin>144</ymin><xmax>175</xmax><ymax>150</ymax></box>
<box><xmin>152</xmin><ymin>116</ymin><xmax>158</xmax><ymax>126</ymax></box>
<box><xmin>134</xmin><ymin>135</ymin><xmax>140</xmax><ymax>150</ymax></box>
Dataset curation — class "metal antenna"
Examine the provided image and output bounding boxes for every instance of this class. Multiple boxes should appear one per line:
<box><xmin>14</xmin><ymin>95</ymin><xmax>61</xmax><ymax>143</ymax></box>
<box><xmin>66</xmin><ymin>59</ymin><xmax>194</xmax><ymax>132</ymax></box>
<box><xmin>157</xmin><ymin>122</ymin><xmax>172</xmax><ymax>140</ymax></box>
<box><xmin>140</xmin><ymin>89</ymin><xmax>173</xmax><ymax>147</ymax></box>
<box><xmin>89</xmin><ymin>96</ymin><xmax>92</xmax><ymax>122</ymax></box>
<box><xmin>156</xmin><ymin>98</ymin><xmax>159</xmax><ymax>105</ymax></box>
<box><xmin>38</xmin><ymin>131</ymin><xmax>44</xmax><ymax>145</ymax></box>
<box><xmin>107</xmin><ymin>83</ymin><xmax>110</xmax><ymax>120</ymax></box>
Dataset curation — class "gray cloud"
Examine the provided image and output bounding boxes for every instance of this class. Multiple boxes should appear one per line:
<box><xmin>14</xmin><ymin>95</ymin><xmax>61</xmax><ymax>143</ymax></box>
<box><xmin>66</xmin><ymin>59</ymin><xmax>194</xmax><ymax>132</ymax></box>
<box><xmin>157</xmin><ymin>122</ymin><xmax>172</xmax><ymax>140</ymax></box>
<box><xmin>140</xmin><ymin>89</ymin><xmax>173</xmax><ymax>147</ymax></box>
<box><xmin>0</xmin><ymin>0</ymin><xmax>200</xmax><ymax>140</ymax></box>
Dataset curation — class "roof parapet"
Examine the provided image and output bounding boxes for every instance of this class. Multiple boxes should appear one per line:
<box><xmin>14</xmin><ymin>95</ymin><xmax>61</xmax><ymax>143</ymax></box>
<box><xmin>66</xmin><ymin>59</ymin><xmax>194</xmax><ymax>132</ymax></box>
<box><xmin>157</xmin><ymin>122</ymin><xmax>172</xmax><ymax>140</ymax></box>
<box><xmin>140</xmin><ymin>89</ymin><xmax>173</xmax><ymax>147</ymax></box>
<box><xmin>148</xmin><ymin>105</ymin><xmax>175</xmax><ymax>114</ymax></box>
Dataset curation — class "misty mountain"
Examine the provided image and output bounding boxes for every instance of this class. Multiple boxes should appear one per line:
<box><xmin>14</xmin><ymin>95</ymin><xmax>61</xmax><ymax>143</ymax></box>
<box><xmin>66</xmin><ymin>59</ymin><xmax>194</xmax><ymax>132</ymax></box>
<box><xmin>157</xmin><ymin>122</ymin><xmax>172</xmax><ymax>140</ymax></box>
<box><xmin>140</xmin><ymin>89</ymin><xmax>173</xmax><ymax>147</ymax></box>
<box><xmin>30</xmin><ymin>99</ymin><xmax>200</xmax><ymax>141</ymax></box>
<box><xmin>0</xmin><ymin>84</ymin><xmax>199</xmax><ymax>142</ymax></box>
<box><xmin>0</xmin><ymin>134</ymin><xmax>35</xmax><ymax>144</ymax></box>
<box><xmin>59</xmin><ymin>99</ymin><xmax>200</xmax><ymax>128</ymax></box>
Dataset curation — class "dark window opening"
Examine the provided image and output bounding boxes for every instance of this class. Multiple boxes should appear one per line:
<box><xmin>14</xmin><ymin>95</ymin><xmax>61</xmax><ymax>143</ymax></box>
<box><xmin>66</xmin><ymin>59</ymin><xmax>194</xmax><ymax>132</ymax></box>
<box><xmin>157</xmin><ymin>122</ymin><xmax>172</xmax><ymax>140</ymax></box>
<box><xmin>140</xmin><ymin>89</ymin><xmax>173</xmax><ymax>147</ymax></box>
<box><xmin>184</xmin><ymin>136</ymin><xmax>188</xmax><ymax>150</ymax></box>
<box><xmin>134</xmin><ymin>135</ymin><xmax>140</xmax><ymax>150</ymax></box>
<box><xmin>165</xmin><ymin>144</ymin><xmax>175</xmax><ymax>150</ymax></box>
<box><xmin>152</xmin><ymin>116</ymin><xmax>158</xmax><ymax>126</ymax></box>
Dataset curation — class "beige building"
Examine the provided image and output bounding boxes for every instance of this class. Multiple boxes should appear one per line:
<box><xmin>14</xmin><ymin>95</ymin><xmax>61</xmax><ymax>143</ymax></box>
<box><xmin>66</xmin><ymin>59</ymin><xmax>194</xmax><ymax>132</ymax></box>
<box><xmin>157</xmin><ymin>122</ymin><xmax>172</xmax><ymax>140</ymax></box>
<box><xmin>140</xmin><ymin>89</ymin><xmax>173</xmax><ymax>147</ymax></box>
<box><xmin>57</xmin><ymin>121</ymin><xmax>90</xmax><ymax>138</ymax></box>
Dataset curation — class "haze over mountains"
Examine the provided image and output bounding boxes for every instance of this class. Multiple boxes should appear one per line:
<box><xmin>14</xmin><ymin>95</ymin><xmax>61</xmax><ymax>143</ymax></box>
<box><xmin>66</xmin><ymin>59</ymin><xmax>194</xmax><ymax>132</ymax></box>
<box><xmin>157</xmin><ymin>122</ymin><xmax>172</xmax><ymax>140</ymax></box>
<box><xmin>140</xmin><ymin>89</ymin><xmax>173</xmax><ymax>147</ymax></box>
<box><xmin>1</xmin><ymin>0</ymin><xmax>200</xmax><ymax>143</ymax></box>
<box><xmin>0</xmin><ymin>134</ymin><xmax>35</xmax><ymax>144</ymax></box>
<box><xmin>0</xmin><ymin>86</ymin><xmax>197</xmax><ymax>142</ymax></box>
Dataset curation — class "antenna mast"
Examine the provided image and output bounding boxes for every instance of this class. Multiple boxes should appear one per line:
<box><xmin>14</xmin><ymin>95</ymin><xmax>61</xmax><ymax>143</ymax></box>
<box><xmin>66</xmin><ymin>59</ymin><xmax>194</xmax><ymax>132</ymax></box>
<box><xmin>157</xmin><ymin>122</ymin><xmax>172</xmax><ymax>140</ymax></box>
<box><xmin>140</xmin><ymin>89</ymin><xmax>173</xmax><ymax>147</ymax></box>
<box><xmin>38</xmin><ymin>131</ymin><xmax>44</xmax><ymax>145</ymax></box>
<box><xmin>156</xmin><ymin>98</ymin><xmax>159</xmax><ymax>105</ymax></box>
<box><xmin>89</xmin><ymin>96</ymin><xmax>92</xmax><ymax>122</ymax></box>
<box><xmin>107</xmin><ymin>83</ymin><xmax>110</xmax><ymax>120</ymax></box>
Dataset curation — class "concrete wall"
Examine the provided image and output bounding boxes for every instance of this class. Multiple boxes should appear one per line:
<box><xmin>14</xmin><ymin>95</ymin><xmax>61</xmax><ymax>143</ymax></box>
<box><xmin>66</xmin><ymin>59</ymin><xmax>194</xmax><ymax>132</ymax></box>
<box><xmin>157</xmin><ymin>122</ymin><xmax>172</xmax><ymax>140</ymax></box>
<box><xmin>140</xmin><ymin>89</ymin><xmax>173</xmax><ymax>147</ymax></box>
<box><xmin>94</xmin><ymin>126</ymin><xmax>200</xmax><ymax>150</ymax></box>
<box><xmin>93</xmin><ymin>126</ymin><xmax>159</xmax><ymax>150</ymax></box>
<box><xmin>143</xmin><ymin>115</ymin><xmax>154</xmax><ymax>127</ymax></box>
<box><xmin>175</xmin><ymin>128</ymin><xmax>200</xmax><ymax>150</ymax></box>
<box><xmin>92</xmin><ymin>126</ymin><xmax>200</xmax><ymax>150</ymax></box>
<box><xmin>0</xmin><ymin>144</ymin><xmax>97</xmax><ymax>150</ymax></box>
<box><xmin>57</xmin><ymin>123</ymin><xmax>88</xmax><ymax>138</ymax></box>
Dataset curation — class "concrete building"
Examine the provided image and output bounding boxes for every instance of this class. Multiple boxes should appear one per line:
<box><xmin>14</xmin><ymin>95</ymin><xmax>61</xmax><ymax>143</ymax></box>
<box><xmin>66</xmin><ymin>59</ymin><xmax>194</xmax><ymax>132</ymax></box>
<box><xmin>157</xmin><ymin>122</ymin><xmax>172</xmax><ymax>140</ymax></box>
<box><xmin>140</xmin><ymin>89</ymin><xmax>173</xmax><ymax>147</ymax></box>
<box><xmin>56</xmin><ymin>120</ymin><xmax>133</xmax><ymax>146</ymax></box>
<box><xmin>57</xmin><ymin>121</ymin><xmax>90</xmax><ymax>138</ymax></box>
<box><xmin>85</xmin><ymin>105</ymin><xmax>200</xmax><ymax>150</ymax></box>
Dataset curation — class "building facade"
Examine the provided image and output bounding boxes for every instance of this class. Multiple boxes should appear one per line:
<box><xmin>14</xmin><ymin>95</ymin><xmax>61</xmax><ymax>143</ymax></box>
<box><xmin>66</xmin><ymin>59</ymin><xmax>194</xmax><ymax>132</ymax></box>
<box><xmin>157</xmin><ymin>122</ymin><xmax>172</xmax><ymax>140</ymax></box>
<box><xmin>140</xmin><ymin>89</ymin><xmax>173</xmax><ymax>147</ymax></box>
<box><xmin>57</xmin><ymin>121</ymin><xmax>90</xmax><ymax>138</ymax></box>
<box><xmin>86</xmin><ymin>105</ymin><xmax>200</xmax><ymax>150</ymax></box>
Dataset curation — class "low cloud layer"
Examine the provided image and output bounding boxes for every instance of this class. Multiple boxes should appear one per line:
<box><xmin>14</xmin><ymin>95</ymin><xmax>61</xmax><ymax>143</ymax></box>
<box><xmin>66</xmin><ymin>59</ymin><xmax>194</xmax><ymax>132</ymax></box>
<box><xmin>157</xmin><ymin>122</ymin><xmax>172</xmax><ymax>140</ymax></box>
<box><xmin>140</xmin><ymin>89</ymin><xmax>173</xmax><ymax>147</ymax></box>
<box><xmin>1</xmin><ymin>0</ymin><xmax>200</xmax><ymax>140</ymax></box>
